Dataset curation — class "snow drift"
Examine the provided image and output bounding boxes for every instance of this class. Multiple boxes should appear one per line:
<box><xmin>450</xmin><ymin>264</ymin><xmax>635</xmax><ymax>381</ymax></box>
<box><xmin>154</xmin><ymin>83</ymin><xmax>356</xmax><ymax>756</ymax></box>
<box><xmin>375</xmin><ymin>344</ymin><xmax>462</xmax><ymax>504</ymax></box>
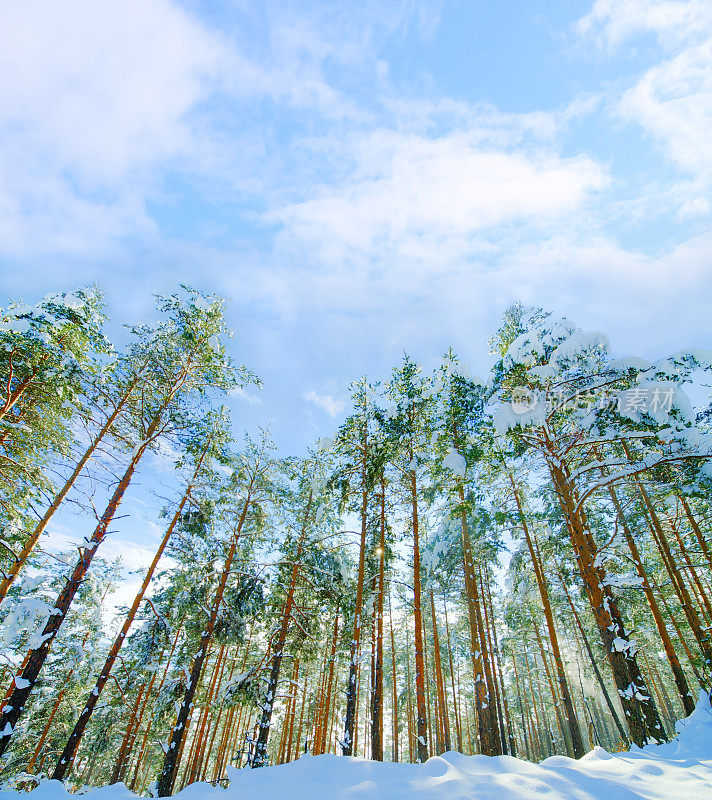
<box><xmin>4</xmin><ymin>692</ymin><xmax>712</xmax><ymax>800</ymax></box>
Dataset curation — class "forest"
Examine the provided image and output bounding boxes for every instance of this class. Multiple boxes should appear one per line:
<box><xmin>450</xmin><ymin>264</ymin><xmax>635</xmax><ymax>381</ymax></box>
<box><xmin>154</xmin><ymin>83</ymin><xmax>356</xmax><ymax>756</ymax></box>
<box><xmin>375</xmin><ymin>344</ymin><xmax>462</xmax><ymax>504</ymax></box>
<box><xmin>0</xmin><ymin>285</ymin><xmax>711</xmax><ymax>796</ymax></box>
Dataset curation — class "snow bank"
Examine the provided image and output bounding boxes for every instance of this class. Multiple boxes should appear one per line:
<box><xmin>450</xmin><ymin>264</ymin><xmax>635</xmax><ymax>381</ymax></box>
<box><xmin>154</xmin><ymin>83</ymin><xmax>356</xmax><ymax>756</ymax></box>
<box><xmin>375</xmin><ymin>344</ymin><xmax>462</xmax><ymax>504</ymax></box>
<box><xmin>4</xmin><ymin>693</ymin><xmax>711</xmax><ymax>800</ymax></box>
<box><xmin>638</xmin><ymin>689</ymin><xmax>712</xmax><ymax>760</ymax></box>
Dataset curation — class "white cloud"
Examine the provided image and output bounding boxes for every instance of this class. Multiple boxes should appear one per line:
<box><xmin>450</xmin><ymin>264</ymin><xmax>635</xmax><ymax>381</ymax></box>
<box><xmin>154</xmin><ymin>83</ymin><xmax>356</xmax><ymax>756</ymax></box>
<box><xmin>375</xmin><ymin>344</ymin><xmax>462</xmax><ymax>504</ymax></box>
<box><xmin>0</xmin><ymin>0</ymin><xmax>422</xmax><ymax>258</ymax></box>
<box><xmin>620</xmin><ymin>42</ymin><xmax>712</xmax><ymax>176</ymax></box>
<box><xmin>0</xmin><ymin>0</ymin><xmax>225</xmax><ymax>181</ymax></box>
<box><xmin>577</xmin><ymin>0</ymin><xmax>712</xmax><ymax>214</ymax></box>
<box><xmin>270</xmin><ymin>129</ymin><xmax>608</xmax><ymax>266</ymax></box>
<box><xmin>229</xmin><ymin>386</ymin><xmax>263</xmax><ymax>406</ymax></box>
<box><xmin>0</xmin><ymin>0</ymin><xmax>227</xmax><ymax>255</ymax></box>
<box><xmin>302</xmin><ymin>389</ymin><xmax>345</xmax><ymax>418</ymax></box>
<box><xmin>576</xmin><ymin>0</ymin><xmax>712</xmax><ymax>50</ymax></box>
<box><xmin>486</xmin><ymin>231</ymin><xmax>712</xmax><ymax>360</ymax></box>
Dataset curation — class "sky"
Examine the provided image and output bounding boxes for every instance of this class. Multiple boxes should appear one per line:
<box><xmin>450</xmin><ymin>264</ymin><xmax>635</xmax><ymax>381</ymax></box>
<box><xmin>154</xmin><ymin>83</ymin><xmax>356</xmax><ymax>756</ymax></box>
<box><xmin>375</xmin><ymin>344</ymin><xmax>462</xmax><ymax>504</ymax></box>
<box><xmin>2</xmin><ymin>0</ymin><xmax>712</xmax><ymax>457</ymax></box>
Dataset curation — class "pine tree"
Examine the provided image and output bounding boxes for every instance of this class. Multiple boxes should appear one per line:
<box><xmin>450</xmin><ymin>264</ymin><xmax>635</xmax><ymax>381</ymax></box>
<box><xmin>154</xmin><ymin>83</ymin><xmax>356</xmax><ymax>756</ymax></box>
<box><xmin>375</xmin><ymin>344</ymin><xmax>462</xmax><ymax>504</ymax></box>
<box><xmin>0</xmin><ymin>288</ymin><xmax>245</xmax><ymax>757</ymax></box>
<box><xmin>156</xmin><ymin>435</ymin><xmax>272</xmax><ymax>795</ymax></box>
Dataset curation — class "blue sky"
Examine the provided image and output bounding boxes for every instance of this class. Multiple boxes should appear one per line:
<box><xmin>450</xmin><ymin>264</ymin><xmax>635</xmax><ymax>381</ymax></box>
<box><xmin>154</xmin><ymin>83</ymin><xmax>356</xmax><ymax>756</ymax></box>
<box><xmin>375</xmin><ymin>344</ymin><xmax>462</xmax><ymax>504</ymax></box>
<box><xmin>2</xmin><ymin>0</ymin><xmax>712</xmax><ymax>460</ymax></box>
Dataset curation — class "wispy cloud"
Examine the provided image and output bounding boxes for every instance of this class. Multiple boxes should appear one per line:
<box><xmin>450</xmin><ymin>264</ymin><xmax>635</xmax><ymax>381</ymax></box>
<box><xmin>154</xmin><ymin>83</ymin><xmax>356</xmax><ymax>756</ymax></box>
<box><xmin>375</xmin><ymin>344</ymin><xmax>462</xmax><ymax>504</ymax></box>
<box><xmin>0</xmin><ymin>0</ymin><xmax>232</xmax><ymax>255</ymax></box>
<box><xmin>577</xmin><ymin>0</ymin><xmax>712</xmax><ymax>216</ymax></box>
<box><xmin>302</xmin><ymin>389</ymin><xmax>345</xmax><ymax>418</ymax></box>
<box><xmin>2</xmin><ymin>0</ymin><xmax>712</xmax><ymax>457</ymax></box>
<box><xmin>575</xmin><ymin>0</ymin><xmax>712</xmax><ymax>50</ymax></box>
<box><xmin>229</xmin><ymin>386</ymin><xmax>263</xmax><ymax>406</ymax></box>
<box><xmin>271</xmin><ymin>129</ymin><xmax>607</xmax><ymax>268</ymax></box>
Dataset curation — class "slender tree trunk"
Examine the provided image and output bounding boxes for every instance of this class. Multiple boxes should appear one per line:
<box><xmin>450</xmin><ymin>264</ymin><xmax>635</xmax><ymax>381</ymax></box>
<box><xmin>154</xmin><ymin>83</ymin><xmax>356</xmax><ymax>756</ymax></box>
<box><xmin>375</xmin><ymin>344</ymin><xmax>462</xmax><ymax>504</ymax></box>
<box><xmin>559</xmin><ymin>578</ymin><xmax>630</xmax><ymax>746</ymax></box>
<box><xmin>389</xmin><ymin>594</ymin><xmax>399</xmax><ymax>762</ymax></box>
<box><xmin>53</xmin><ymin>452</ymin><xmax>207</xmax><ymax>780</ymax></box>
<box><xmin>188</xmin><ymin>645</ymin><xmax>226</xmax><ymax>784</ymax></box>
<box><xmin>178</xmin><ymin>702</ymin><xmax>203</xmax><ymax>792</ymax></box>
<box><xmin>669</xmin><ymin>516</ymin><xmax>712</xmax><ymax>621</ymax></box>
<box><xmin>523</xmin><ymin>649</ymin><xmax>546</xmax><ymax>757</ymax></box>
<box><xmin>329</xmin><ymin>672</ymin><xmax>339</xmax><ymax>753</ymax></box>
<box><xmin>647</xmin><ymin>566</ymin><xmax>705</xmax><ymax>685</ymax></box>
<box><xmin>0</xmin><ymin>376</ymin><xmax>140</xmax><ymax>603</ymax></box>
<box><xmin>405</xmin><ymin>625</ymin><xmax>413</xmax><ymax>762</ymax></box>
<box><xmin>429</xmin><ymin>591</ymin><xmax>451</xmax><ymax>752</ymax></box>
<box><xmin>157</xmin><ymin>486</ymin><xmax>253</xmax><ymax>796</ymax></box>
<box><xmin>217</xmin><ymin>704</ymin><xmax>240</xmax><ymax>777</ymax></box>
<box><xmin>253</xmin><ymin>491</ymin><xmax>314</xmax><ymax>767</ymax></box>
<box><xmin>285</xmin><ymin>660</ymin><xmax>299</xmax><ymax>763</ymax></box>
<box><xmin>205</xmin><ymin>654</ymin><xmax>239</xmax><ymax>781</ymax></box>
<box><xmin>680</xmin><ymin>496</ymin><xmax>712</xmax><ymax>573</ymax></box>
<box><xmin>343</xmin><ymin>433</ymin><xmax>369</xmax><ymax>756</ymax></box>
<box><xmin>639</xmin><ymin>484</ymin><xmax>712</xmax><ymax>678</ymax></box>
<box><xmin>478</xmin><ymin>568</ymin><xmax>508</xmax><ymax>755</ymax></box>
<box><xmin>366</xmin><ymin>634</ymin><xmax>373</xmax><ymax>758</ymax></box>
<box><xmin>606</xmin><ymin>484</ymin><xmax>695</xmax><ymax>714</ymax></box>
<box><xmin>443</xmin><ymin>599</ymin><xmax>463</xmax><ymax>753</ymax></box>
<box><xmin>313</xmin><ymin>645</ymin><xmax>329</xmax><ymax>755</ymax></box>
<box><xmin>130</xmin><ymin>614</ymin><xmax>187</xmax><ymax>791</ymax></box>
<box><xmin>508</xmin><ymin>473</ymin><xmax>585</xmax><ymax>757</ymax></box>
<box><xmin>121</xmin><ymin>671</ymin><xmax>158</xmax><ymax>783</ymax></box>
<box><xmin>285</xmin><ymin>662</ymin><xmax>299</xmax><ymax>763</ymax></box>
<box><xmin>422</xmin><ymin>617</ymin><xmax>436</xmax><ymax>754</ymax></box>
<box><xmin>213</xmin><ymin>707</ymin><xmax>236</xmax><ymax>781</ymax></box>
<box><xmin>232</xmin><ymin>707</ymin><xmax>249</xmax><ymax>769</ymax></box>
<box><xmin>110</xmin><ymin>684</ymin><xmax>147</xmax><ymax>784</ymax></box>
<box><xmin>623</xmin><ymin>449</ymin><xmax>712</xmax><ymax>679</ymax></box>
<box><xmin>233</xmin><ymin>706</ymin><xmax>250</xmax><ymax>769</ymax></box>
<box><xmin>410</xmin><ymin>464</ymin><xmax>428</xmax><ymax>762</ymax></box>
<box><xmin>483</xmin><ymin>579</ymin><xmax>516</xmax><ymax>756</ymax></box>
<box><xmin>317</xmin><ymin>612</ymin><xmax>339</xmax><ymax>755</ymax></box>
<box><xmin>641</xmin><ymin>651</ymin><xmax>673</xmax><ymax>735</ymax></box>
<box><xmin>532</xmin><ymin>624</ymin><xmax>570</xmax><ymax>756</ymax></box>
<box><xmin>353</xmin><ymin>653</ymin><xmax>363</xmax><ymax>756</ymax></box>
<box><xmin>201</xmin><ymin>710</ymin><xmax>222</xmax><ymax>780</ymax></box>
<box><xmin>459</xmin><ymin>511</ymin><xmax>501</xmax><ymax>754</ymax></box>
<box><xmin>512</xmin><ymin>657</ymin><xmax>532</xmax><ymax>760</ymax></box>
<box><xmin>27</xmin><ymin>690</ymin><xmax>65</xmax><ymax>772</ymax></box>
<box><xmin>547</xmin><ymin>456</ymin><xmax>665</xmax><ymax>746</ymax></box>
<box><xmin>371</xmin><ymin>479</ymin><xmax>386</xmax><ymax>760</ymax></box>
<box><xmin>199</xmin><ymin>647</ymin><xmax>231</xmax><ymax>779</ymax></box>
<box><xmin>295</xmin><ymin>674</ymin><xmax>308</xmax><ymax>757</ymax></box>
<box><xmin>463</xmin><ymin>701</ymin><xmax>473</xmax><ymax>755</ymax></box>
<box><xmin>0</xmin><ymin>408</ymin><xmax>165</xmax><ymax>757</ymax></box>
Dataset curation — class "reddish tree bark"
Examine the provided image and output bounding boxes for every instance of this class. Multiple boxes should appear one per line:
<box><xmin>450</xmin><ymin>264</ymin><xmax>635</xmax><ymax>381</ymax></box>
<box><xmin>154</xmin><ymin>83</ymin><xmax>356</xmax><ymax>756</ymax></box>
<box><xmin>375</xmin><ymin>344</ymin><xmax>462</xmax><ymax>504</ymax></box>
<box><xmin>53</xmin><ymin>447</ymin><xmax>209</xmax><ymax>779</ymax></box>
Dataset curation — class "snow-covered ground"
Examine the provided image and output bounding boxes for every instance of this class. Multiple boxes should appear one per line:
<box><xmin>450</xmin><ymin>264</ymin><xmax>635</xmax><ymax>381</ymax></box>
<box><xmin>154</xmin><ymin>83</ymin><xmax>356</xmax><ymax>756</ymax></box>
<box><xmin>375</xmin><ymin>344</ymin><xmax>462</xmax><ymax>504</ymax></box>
<box><xmin>4</xmin><ymin>693</ymin><xmax>712</xmax><ymax>800</ymax></box>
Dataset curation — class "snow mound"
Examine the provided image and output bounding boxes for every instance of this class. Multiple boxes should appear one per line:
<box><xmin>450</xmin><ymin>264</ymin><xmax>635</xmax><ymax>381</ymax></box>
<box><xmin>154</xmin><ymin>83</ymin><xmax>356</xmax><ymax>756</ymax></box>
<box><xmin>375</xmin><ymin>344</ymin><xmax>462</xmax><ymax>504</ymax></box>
<box><xmin>3</xmin><ymin>694</ymin><xmax>712</xmax><ymax>800</ymax></box>
<box><xmin>638</xmin><ymin>689</ymin><xmax>712</xmax><ymax>760</ymax></box>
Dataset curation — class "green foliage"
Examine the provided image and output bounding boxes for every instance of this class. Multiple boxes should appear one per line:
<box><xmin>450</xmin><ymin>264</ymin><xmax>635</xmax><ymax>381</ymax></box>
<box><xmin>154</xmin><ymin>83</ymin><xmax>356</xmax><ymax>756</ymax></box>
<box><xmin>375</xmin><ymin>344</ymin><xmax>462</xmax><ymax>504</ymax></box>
<box><xmin>1</xmin><ymin>287</ymin><xmax>710</xmax><ymax>783</ymax></box>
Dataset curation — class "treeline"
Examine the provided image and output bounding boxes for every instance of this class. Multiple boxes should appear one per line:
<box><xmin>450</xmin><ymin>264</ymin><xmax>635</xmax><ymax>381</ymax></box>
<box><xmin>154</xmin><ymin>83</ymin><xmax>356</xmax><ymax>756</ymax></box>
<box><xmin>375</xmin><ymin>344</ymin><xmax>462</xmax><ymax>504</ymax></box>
<box><xmin>0</xmin><ymin>288</ymin><xmax>711</xmax><ymax>794</ymax></box>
